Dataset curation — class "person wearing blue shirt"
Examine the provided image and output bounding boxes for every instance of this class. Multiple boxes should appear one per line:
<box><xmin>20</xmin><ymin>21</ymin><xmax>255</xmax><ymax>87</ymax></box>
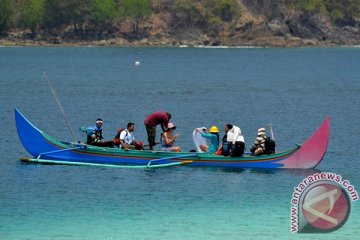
<box><xmin>195</xmin><ymin>126</ymin><xmax>220</xmax><ymax>153</ymax></box>
<box><xmin>87</xmin><ymin>118</ymin><xmax>114</xmax><ymax>148</ymax></box>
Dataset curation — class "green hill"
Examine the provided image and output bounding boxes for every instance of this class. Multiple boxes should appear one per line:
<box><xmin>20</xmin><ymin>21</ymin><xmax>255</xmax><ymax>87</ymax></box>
<box><xmin>1</xmin><ymin>0</ymin><xmax>359</xmax><ymax>46</ymax></box>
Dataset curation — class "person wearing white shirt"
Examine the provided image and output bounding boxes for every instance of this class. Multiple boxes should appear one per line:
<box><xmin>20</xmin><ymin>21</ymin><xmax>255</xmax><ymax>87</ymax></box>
<box><xmin>119</xmin><ymin>122</ymin><xmax>136</xmax><ymax>150</ymax></box>
<box><xmin>226</xmin><ymin>125</ymin><xmax>245</xmax><ymax>157</ymax></box>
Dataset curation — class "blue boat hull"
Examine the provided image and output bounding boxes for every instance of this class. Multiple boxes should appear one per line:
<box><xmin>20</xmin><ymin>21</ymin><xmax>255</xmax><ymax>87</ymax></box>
<box><xmin>15</xmin><ymin>109</ymin><xmax>329</xmax><ymax>169</ymax></box>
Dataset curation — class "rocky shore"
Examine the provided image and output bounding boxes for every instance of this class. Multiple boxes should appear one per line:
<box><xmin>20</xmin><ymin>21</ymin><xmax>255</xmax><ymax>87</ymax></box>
<box><xmin>1</xmin><ymin>1</ymin><xmax>359</xmax><ymax>48</ymax></box>
<box><xmin>1</xmin><ymin>31</ymin><xmax>358</xmax><ymax>48</ymax></box>
<box><xmin>2</xmin><ymin>24</ymin><xmax>359</xmax><ymax>48</ymax></box>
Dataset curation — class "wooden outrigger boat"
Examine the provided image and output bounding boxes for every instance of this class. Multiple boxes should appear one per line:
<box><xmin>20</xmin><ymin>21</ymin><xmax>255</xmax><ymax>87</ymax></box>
<box><xmin>15</xmin><ymin>109</ymin><xmax>330</xmax><ymax>169</ymax></box>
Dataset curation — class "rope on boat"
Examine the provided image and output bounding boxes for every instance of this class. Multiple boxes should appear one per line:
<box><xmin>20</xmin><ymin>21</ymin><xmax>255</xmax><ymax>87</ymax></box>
<box><xmin>20</xmin><ymin>158</ymin><xmax>193</xmax><ymax>169</ymax></box>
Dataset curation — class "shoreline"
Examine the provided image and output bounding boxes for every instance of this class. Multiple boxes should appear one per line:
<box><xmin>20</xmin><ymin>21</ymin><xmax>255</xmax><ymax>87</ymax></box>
<box><xmin>1</xmin><ymin>36</ymin><xmax>359</xmax><ymax>48</ymax></box>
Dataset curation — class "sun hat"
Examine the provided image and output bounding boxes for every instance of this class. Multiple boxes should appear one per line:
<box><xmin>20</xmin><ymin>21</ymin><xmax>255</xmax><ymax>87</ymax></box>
<box><xmin>167</xmin><ymin>123</ymin><xmax>176</xmax><ymax>130</ymax></box>
<box><xmin>210</xmin><ymin>126</ymin><xmax>219</xmax><ymax>133</ymax></box>
<box><xmin>257</xmin><ymin>128</ymin><xmax>266</xmax><ymax>136</ymax></box>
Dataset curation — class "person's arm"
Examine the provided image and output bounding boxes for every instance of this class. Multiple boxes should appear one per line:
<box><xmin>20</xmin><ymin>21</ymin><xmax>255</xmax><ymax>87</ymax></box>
<box><xmin>90</xmin><ymin>133</ymin><xmax>96</xmax><ymax>143</ymax></box>
<box><xmin>162</xmin><ymin>113</ymin><xmax>170</xmax><ymax>131</ymax></box>
<box><xmin>161</xmin><ymin>123</ymin><xmax>166</xmax><ymax>132</ymax></box>
<box><xmin>216</xmin><ymin>142</ymin><xmax>223</xmax><ymax>152</ymax></box>
<box><xmin>87</xmin><ymin>127</ymin><xmax>100</xmax><ymax>143</ymax></box>
<box><xmin>87</xmin><ymin>128</ymin><xmax>96</xmax><ymax>143</ymax></box>
<box><xmin>119</xmin><ymin>131</ymin><xmax>129</xmax><ymax>150</ymax></box>
<box><xmin>195</xmin><ymin>128</ymin><xmax>207</xmax><ymax>132</ymax></box>
<box><xmin>119</xmin><ymin>139</ymin><xmax>128</xmax><ymax>150</ymax></box>
<box><xmin>232</xmin><ymin>127</ymin><xmax>240</xmax><ymax>144</ymax></box>
<box><xmin>201</xmin><ymin>132</ymin><xmax>213</xmax><ymax>139</ymax></box>
<box><xmin>163</xmin><ymin>132</ymin><xmax>178</xmax><ymax>145</ymax></box>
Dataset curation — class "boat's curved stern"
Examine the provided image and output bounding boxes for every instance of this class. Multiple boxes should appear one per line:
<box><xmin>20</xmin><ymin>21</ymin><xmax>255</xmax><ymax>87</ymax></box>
<box><xmin>279</xmin><ymin>116</ymin><xmax>330</xmax><ymax>169</ymax></box>
<box><xmin>15</xmin><ymin>109</ymin><xmax>59</xmax><ymax>158</ymax></box>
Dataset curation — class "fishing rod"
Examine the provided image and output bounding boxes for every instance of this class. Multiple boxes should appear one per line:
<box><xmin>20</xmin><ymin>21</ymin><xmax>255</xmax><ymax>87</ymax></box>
<box><xmin>268</xmin><ymin>123</ymin><xmax>276</xmax><ymax>153</ymax></box>
<box><xmin>43</xmin><ymin>72</ymin><xmax>77</xmax><ymax>142</ymax></box>
<box><xmin>268</xmin><ymin>123</ymin><xmax>275</xmax><ymax>141</ymax></box>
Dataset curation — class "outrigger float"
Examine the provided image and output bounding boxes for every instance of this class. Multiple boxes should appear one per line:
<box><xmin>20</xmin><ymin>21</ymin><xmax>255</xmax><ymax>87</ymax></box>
<box><xmin>15</xmin><ymin>109</ymin><xmax>330</xmax><ymax>169</ymax></box>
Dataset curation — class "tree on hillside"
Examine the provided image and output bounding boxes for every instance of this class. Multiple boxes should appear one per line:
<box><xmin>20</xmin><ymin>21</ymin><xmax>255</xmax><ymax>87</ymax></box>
<box><xmin>17</xmin><ymin>0</ymin><xmax>45</xmax><ymax>37</ymax></box>
<box><xmin>43</xmin><ymin>0</ymin><xmax>91</xmax><ymax>34</ymax></box>
<box><xmin>172</xmin><ymin>0</ymin><xmax>241</xmax><ymax>37</ymax></box>
<box><xmin>326</xmin><ymin>0</ymin><xmax>360</xmax><ymax>26</ymax></box>
<box><xmin>295</xmin><ymin>0</ymin><xmax>360</xmax><ymax>26</ymax></box>
<box><xmin>43</xmin><ymin>1</ymin><xmax>70</xmax><ymax>29</ymax></box>
<box><xmin>89</xmin><ymin>0</ymin><xmax>116</xmax><ymax>29</ymax></box>
<box><xmin>70</xmin><ymin>0</ymin><xmax>92</xmax><ymax>33</ymax></box>
<box><xmin>0</xmin><ymin>0</ymin><xmax>12</xmax><ymax>35</ymax></box>
<box><xmin>120</xmin><ymin>0</ymin><xmax>151</xmax><ymax>38</ymax></box>
<box><xmin>210</xmin><ymin>0</ymin><xmax>240</xmax><ymax>22</ymax></box>
<box><xmin>174</xmin><ymin>0</ymin><xmax>207</xmax><ymax>28</ymax></box>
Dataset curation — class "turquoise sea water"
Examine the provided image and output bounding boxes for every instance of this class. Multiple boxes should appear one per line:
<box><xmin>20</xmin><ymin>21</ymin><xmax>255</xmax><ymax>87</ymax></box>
<box><xmin>0</xmin><ymin>46</ymin><xmax>359</xmax><ymax>239</ymax></box>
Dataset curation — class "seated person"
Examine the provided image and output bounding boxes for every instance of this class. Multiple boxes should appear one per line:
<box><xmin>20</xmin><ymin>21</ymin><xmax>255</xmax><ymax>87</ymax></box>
<box><xmin>216</xmin><ymin>124</ymin><xmax>232</xmax><ymax>155</ymax></box>
<box><xmin>226</xmin><ymin>124</ymin><xmax>245</xmax><ymax>157</ymax></box>
<box><xmin>161</xmin><ymin>123</ymin><xmax>181</xmax><ymax>152</ymax></box>
<box><xmin>119</xmin><ymin>122</ymin><xmax>138</xmax><ymax>150</ymax></box>
<box><xmin>250</xmin><ymin>128</ymin><xmax>266</xmax><ymax>156</ymax></box>
<box><xmin>87</xmin><ymin>118</ymin><xmax>114</xmax><ymax>148</ymax></box>
<box><xmin>195</xmin><ymin>126</ymin><xmax>219</xmax><ymax>153</ymax></box>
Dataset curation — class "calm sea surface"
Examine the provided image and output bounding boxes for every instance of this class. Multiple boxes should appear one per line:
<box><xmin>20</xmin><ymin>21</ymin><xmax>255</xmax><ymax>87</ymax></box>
<box><xmin>0</xmin><ymin>46</ymin><xmax>359</xmax><ymax>239</ymax></box>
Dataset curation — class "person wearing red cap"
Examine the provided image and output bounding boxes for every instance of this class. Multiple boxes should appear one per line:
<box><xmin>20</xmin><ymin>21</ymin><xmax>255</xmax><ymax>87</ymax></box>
<box><xmin>144</xmin><ymin>111</ymin><xmax>171</xmax><ymax>150</ymax></box>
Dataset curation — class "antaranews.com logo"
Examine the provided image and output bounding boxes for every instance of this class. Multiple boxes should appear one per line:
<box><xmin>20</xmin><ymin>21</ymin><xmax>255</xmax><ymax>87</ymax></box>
<box><xmin>290</xmin><ymin>172</ymin><xmax>358</xmax><ymax>233</ymax></box>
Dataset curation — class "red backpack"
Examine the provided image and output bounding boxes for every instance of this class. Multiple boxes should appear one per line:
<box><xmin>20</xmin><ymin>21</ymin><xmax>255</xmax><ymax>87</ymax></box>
<box><xmin>114</xmin><ymin>128</ymin><xmax>126</xmax><ymax>147</ymax></box>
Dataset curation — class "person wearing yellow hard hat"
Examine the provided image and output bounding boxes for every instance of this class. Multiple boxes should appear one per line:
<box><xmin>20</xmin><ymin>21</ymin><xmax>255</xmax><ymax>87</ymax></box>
<box><xmin>195</xmin><ymin>125</ymin><xmax>220</xmax><ymax>153</ymax></box>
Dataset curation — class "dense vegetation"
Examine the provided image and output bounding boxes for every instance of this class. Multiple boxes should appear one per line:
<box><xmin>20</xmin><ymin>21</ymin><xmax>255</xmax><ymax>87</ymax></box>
<box><xmin>289</xmin><ymin>0</ymin><xmax>360</xmax><ymax>26</ymax></box>
<box><xmin>0</xmin><ymin>0</ymin><xmax>242</xmax><ymax>36</ymax></box>
<box><xmin>0</xmin><ymin>0</ymin><xmax>153</xmax><ymax>37</ymax></box>
<box><xmin>0</xmin><ymin>0</ymin><xmax>359</xmax><ymax>44</ymax></box>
